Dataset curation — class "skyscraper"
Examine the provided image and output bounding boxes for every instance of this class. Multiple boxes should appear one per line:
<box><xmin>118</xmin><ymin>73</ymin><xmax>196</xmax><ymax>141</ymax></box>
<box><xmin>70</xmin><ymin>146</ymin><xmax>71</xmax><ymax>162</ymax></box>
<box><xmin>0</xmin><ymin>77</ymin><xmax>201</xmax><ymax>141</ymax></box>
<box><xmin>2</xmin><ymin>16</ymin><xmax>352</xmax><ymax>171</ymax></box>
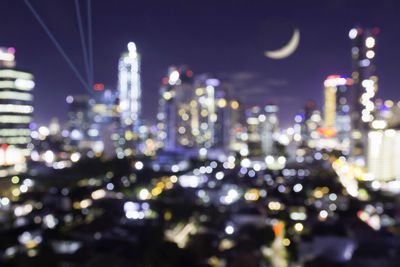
<box><xmin>323</xmin><ymin>75</ymin><xmax>352</xmax><ymax>145</ymax></box>
<box><xmin>157</xmin><ymin>67</ymin><xmax>233</xmax><ymax>152</ymax></box>
<box><xmin>66</xmin><ymin>86</ymin><xmax>119</xmax><ymax>156</ymax></box>
<box><xmin>0</xmin><ymin>47</ymin><xmax>34</xmax><ymax>176</ymax></box>
<box><xmin>301</xmin><ymin>100</ymin><xmax>316</xmax><ymax>144</ymax></box>
<box><xmin>157</xmin><ymin>66</ymin><xmax>194</xmax><ymax>150</ymax></box>
<box><xmin>368</xmin><ymin>129</ymin><xmax>400</xmax><ymax>181</ymax></box>
<box><xmin>118</xmin><ymin>42</ymin><xmax>141</xmax><ymax>132</ymax></box>
<box><xmin>349</xmin><ymin>27</ymin><xmax>379</xmax><ymax>160</ymax></box>
<box><xmin>213</xmin><ymin>83</ymin><xmax>232</xmax><ymax>149</ymax></box>
<box><xmin>88</xmin><ymin>85</ymin><xmax>120</xmax><ymax>156</ymax></box>
<box><xmin>228</xmin><ymin>99</ymin><xmax>244</xmax><ymax>152</ymax></box>
<box><xmin>66</xmin><ymin>94</ymin><xmax>90</xmax><ymax>149</ymax></box>
<box><xmin>245</xmin><ymin>105</ymin><xmax>263</xmax><ymax>157</ymax></box>
<box><xmin>194</xmin><ymin>75</ymin><xmax>231</xmax><ymax>149</ymax></box>
<box><xmin>262</xmin><ymin>103</ymin><xmax>279</xmax><ymax>156</ymax></box>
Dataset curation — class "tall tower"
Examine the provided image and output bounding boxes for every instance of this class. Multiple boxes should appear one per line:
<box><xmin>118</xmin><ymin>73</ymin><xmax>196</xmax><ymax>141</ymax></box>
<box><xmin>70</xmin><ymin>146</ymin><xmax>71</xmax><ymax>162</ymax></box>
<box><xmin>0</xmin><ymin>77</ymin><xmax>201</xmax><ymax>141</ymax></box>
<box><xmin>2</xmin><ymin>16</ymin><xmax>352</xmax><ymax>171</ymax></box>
<box><xmin>323</xmin><ymin>75</ymin><xmax>352</xmax><ymax>145</ymax></box>
<box><xmin>246</xmin><ymin>105</ymin><xmax>263</xmax><ymax>157</ymax></box>
<box><xmin>349</xmin><ymin>27</ymin><xmax>379</xmax><ymax>160</ymax></box>
<box><xmin>262</xmin><ymin>103</ymin><xmax>279</xmax><ymax>156</ymax></box>
<box><xmin>157</xmin><ymin>66</ymin><xmax>194</xmax><ymax>150</ymax></box>
<box><xmin>118</xmin><ymin>42</ymin><xmax>141</xmax><ymax>132</ymax></box>
<box><xmin>301</xmin><ymin>100</ymin><xmax>316</xmax><ymax>144</ymax></box>
<box><xmin>157</xmin><ymin>68</ymin><xmax>232</xmax><ymax>151</ymax></box>
<box><xmin>0</xmin><ymin>47</ymin><xmax>34</xmax><ymax>176</ymax></box>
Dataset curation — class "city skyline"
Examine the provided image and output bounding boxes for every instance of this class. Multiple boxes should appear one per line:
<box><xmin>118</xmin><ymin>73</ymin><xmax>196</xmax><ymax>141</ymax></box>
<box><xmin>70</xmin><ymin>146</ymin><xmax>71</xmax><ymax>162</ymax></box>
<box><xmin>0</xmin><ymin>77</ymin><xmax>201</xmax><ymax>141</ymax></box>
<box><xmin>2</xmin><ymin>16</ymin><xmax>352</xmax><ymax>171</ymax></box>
<box><xmin>2</xmin><ymin>1</ymin><xmax>400</xmax><ymax>266</ymax></box>
<box><xmin>2</xmin><ymin>0</ymin><xmax>400</xmax><ymax>126</ymax></box>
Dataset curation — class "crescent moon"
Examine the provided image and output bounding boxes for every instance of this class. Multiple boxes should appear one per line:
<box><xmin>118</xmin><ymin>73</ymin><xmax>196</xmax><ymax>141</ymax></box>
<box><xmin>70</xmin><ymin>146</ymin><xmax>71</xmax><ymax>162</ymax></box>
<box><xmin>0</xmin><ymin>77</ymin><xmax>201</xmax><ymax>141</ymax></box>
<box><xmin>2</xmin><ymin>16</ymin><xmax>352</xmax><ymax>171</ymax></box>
<box><xmin>265</xmin><ymin>28</ymin><xmax>300</xmax><ymax>59</ymax></box>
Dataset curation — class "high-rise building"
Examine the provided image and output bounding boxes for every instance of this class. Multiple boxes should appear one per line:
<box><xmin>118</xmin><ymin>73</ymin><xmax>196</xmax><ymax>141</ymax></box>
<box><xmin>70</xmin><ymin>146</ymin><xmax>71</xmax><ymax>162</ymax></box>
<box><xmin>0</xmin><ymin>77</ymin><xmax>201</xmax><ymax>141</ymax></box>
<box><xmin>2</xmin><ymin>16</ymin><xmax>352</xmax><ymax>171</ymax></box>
<box><xmin>301</xmin><ymin>100</ymin><xmax>316</xmax><ymax>143</ymax></box>
<box><xmin>118</xmin><ymin>42</ymin><xmax>141</xmax><ymax>132</ymax></box>
<box><xmin>243</xmin><ymin>103</ymin><xmax>279</xmax><ymax>158</ymax></box>
<box><xmin>66</xmin><ymin>85</ymin><xmax>119</xmax><ymax>156</ymax></box>
<box><xmin>157</xmin><ymin>66</ymin><xmax>194</xmax><ymax>150</ymax></box>
<box><xmin>349</xmin><ymin>27</ymin><xmax>379</xmax><ymax>160</ymax></box>
<box><xmin>368</xmin><ymin>129</ymin><xmax>400</xmax><ymax>181</ymax></box>
<box><xmin>193</xmin><ymin>75</ymin><xmax>217</xmax><ymax>148</ymax></box>
<box><xmin>89</xmin><ymin>85</ymin><xmax>120</xmax><ymax>156</ymax></box>
<box><xmin>0</xmin><ymin>47</ymin><xmax>34</xmax><ymax>176</ymax></box>
<box><xmin>262</xmin><ymin>103</ymin><xmax>279</xmax><ymax>156</ymax></box>
<box><xmin>245</xmin><ymin>105</ymin><xmax>263</xmax><ymax>157</ymax></box>
<box><xmin>157</xmin><ymin>67</ymin><xmax>233</xmax><ymax>151</ymax></box>
<box><xmin>194</xmin><ymin>75</ymin><xmax>233</xmax><ymax>149</ymax></box>
<box><xmin>66</xmin><ymin>94</ymin><xmax>90</xmax><ymax>149</ymax></box>
<box><xmin>323</xmin><ymin>75</ymin><xmax>352</xmax><ymax>144</ymax></box>
<box><xmin>214</xmin><ymin>84</ymin><xmax>233</xmax><ymax>149</ymax></box>
<box><xmin>228</xmin><ymin>99</ymin><xmax>244</xmax><ymax>152</ymax></box>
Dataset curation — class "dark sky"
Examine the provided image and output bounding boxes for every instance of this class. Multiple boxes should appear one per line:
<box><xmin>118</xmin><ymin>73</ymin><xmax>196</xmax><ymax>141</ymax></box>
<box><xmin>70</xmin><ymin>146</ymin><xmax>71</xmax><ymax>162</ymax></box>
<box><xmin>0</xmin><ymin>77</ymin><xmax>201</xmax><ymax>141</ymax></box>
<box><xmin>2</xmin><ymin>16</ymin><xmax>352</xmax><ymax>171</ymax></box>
<box><xmin>1</xmin><ymin>0</ymin><xmax>400</xmax><ymax>128</ymax></box>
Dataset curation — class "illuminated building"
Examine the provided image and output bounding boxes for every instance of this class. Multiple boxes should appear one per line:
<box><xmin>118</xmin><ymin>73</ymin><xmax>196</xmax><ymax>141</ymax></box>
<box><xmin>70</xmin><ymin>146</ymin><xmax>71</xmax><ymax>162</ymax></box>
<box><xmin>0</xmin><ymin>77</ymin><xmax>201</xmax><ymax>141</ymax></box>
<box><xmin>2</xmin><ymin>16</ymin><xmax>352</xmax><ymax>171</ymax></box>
<box><xmin>262</xmin><ymin>103</ymin><xmax>279</xmax><ymax>156</ymax></box>
<box><xmin>305</xmin><ymin>108</ymin><xmax>323</xmax><ymax>149</ymax></box>
<box><xmin>228</xmin><ymin>99</ymin><xmax>245</xmax><ymax>152</ymax></box>
<box><xmin>157</xmin><ymin>67</ymin><xmax>233</xmax><ymax>151</ymax></box>
<box><xmin>349</xmin><ymin>27</ymin><xmax>379</xmax><ymax>160</ymax></box>
<box><xmin>213</xmin><ymin>86</ymin><xmax>240</xmax><ymax>150</ymax></box>
<box><xmin>193</xmin><ymin>75</ymin><xmax>217</xmax><ymax>148</ymax></box>
<box><xmin>375</xmin><ymin>100</ymin><xmax>400</xmax><ymax>128</ymax></box>
<box><xmin>157</xmin><ymin>66</ymin><xmax>194</xmax><ymax>150</ymax></box>
<box><xmin>66</xmin><ymin>95</ymin><xmax>90</xmax><ymax>149</ymax></box>
<box><xmin>323</xmin><ymin>75</ymin><xmax>352</xmax><ymax>145</ymax></box>
<box><xmin>246</xmin><ymin>106</ymin><xmax>263</xmax><ymax>157</ymax></box>
<box><xmin>368</xmin><ymin>129</ymin><xmax>400</xmax><ymax>180</ymax></box>
<box><xmin>66</xmin><ymin>86</ymin><xmax>119</xmax><ymax>156</ymax></box>
<box><xmin>367</xmin><ymin>101</ymin><xmax>400</xmax><ymax>180</ymax></box>
<box><xmin>194</xmin><ymin>75</ymin><xmax>233</xmax><ymax>149</ymax></box>
<box><xmin>89</xmin><ymin>86</ymin><xmax>120</xmax><ymax>156</ymax></box>
<box><xmin>302</xmin><ymin>100</ymin><xmax>317</xmax><ymax>144</ymax></box>
<box><xmin>213</xmin><ymin>85</ymin><xmax>230</xmax><ymax>148</ymax></box>
<box><xmin>49</xmin><ymin>118</ymin><xmax>61</xmax><ymax>136</ymax></box>
<box><xmin>134</xmin><ymin>124</ymin><xmax>158</xmax><ymax>156</ymax></box>
<box><xmin>118</xmin><ymin>42</ymin><xmax>141</xmax><ymax>133</ymax></box>
<box><xmin>0</xmin><ymin>47</ymin><xmax>34</xmax><ymax>176</ymax></box>
<box><xmin>243</xmin><ymin>103</ymin><xmax>279</xmax><ymax>158</ymax></box>
<box><xmin>293</xmin><ymin>112</ymin><xmax>305</xmax><ymax>144</ymax></box>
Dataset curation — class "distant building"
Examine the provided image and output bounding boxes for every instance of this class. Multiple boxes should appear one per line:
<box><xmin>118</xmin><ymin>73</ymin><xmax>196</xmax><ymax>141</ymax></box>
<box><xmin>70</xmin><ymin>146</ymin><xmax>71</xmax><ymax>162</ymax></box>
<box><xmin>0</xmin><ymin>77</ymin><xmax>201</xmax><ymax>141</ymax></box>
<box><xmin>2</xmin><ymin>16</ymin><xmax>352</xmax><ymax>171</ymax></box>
<box><xmin>245</xmin><ymin>105</ymin><xmax>263</xmax><ymax>157</ymax></box>
<box><xmin>157</xmin><ymin>67</ymin><xmax>233</xmax><ymax>151</ymax></box>
<box><xmin>243</xmin><ymin>103</ymin><xmax>279</xmax><ymax>158</ymax></box>
<box><xmin>118</xmin><ymin>42</ymin><xmax>141</xmax><ymax>133</ymax></box>
<box><xmin>194</xmin><ymin>75</ymin><xmax>233</xmax><ymax>149</ymax></box>
<box><xmin>228</xmin><ymin>99</ymin><xmax>244</xmax><ymax>153</ymax></box>
<box><xmin>66</xmin><ymin>86</ymin><xmax>119</xmax><ymax>156</ymax></box>
<box><xmin>89</xmin><ymin>86</ymin><xmax>119</xmax><ymax>156</ymax></box>
<box><xmin>262</xmin><ymin>103</ymin><xmax>279</xmax><ymax>156</ymax></box>
<box><xmin>368</xmin><ymin>129</ymin><xmax>400</xmax><ymax>180</ymax></box>
<box><xmin>0</xmin><ymin>47</ymin><xmax>34</xmax><ymax>176</ymax></box>
<box><xmin>301</xmin><ymin>100</ymin><xmax>317</xmax><ymax>144</ymax></box>
<box><xmin>66</xmin><ymin>94</ymin><xmax>90</xmax><ymax>149</ymax></box>
<box><xmin>157</xmin><ymin>66</ymin><xmax>194</xmax><ymax>150</ymax></box>
<box><xmin>323</xmin><ymin>75</ymin><xmax>352</xmax><ymax>145</ymax></box>
<box><xmin>349</xmin><ymin>27</ymin><xmax>379</xmax><ymax>161</ymax></box>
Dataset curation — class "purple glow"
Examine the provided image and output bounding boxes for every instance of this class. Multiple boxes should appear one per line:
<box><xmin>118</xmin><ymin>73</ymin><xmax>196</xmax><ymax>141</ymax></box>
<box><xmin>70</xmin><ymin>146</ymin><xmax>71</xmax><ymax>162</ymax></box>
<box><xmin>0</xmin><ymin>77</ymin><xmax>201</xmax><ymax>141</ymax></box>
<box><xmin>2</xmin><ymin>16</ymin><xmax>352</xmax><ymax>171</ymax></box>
<box><xmin>206</xmin><ymin>78</ymin><xmax>220</xmax><ymax>87</ymax></box>
<box><xmin>380</xmin><ymin>105</ymin><xmax>390</xmax><ymax>112</ymax></box>
<box><xmin>216</xmin><ymin>91</ymin><xmax>225</xmax><ymax>98</ymax></box>
<box><xmin>7</xmin><ymin>47</ymin><xmax>15</xmax><ymax>54</ymax></box>
<box><xmin>29</xmin><ymin>122</ymin><xmax>37</xmax><ymax>130</ymax></box>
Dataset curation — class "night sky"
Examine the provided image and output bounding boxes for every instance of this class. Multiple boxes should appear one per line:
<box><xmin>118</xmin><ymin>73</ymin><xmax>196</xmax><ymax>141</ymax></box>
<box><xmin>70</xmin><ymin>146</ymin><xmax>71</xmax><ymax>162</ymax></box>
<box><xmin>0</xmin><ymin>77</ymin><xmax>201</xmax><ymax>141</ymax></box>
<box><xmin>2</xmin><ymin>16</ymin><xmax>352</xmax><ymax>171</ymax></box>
<box><xmin>1</xmin><ymin>0</ymin><xmax>400</xmax><ymax>127</ymax></box>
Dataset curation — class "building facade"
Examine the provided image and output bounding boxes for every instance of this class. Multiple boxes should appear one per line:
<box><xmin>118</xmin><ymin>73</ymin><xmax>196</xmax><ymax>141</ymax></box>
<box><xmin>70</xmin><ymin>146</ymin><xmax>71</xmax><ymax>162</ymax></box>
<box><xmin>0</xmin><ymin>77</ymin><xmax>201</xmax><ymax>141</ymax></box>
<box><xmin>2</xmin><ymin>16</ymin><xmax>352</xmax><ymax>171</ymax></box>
<box><xmin>323</xmin><ymin>75</ymin><xmax>352</xmax><ymax>146</ymax></box>
<box><xmin>157</xmin><ymin>67</ymin><xmax>233</xmax><ymax>152</ymax></box>
<box><xmin>118</xmin><ymin>42</ymin><xmax>141</xmax><ymax>133</ymax></box>
<box><xmin>0</xmin><ymin>47</ymin><xmax>34</xmax><ymax>176</ymax></box>
<box><xmin>349</xmin><ymin>27</ymin><xmax>379</xmax><ymax>161</ymax></box>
